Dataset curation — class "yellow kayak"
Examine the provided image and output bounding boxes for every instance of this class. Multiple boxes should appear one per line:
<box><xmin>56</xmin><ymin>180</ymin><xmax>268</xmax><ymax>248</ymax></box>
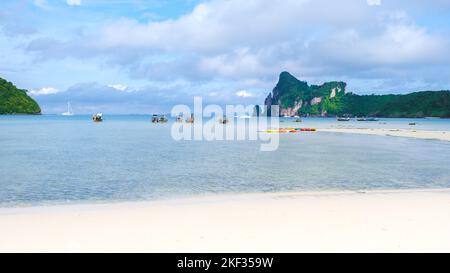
<box><xmin>264</xmin><ymin>128</ymin><xmax>316</xmax><ymax>133</ymax></box>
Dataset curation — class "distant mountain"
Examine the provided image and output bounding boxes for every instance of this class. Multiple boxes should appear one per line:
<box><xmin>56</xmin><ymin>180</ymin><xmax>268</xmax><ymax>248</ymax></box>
<box><xmin>264</xmin><ymin>72</ymin><xmax>450</xmax><ymax>118</ymax></box>
<box><xmin>0</xmin><ymin>77</ymin><xmax>41</xmax><ymax>115</ymax></box>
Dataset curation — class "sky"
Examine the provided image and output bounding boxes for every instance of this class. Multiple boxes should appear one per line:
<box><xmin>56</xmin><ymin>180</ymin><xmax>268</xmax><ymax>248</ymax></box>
<box><xmin>1</xmin><ymin>0</ymin><xmax>450</xmax><ymax>114</ymax></box>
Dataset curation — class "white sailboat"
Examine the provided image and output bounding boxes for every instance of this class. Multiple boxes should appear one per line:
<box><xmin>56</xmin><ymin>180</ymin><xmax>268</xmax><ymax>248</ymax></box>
<box><xmin>61</xmin><ymin>102</ymin><xmax>74</xmax><ymax>116</ymax></box>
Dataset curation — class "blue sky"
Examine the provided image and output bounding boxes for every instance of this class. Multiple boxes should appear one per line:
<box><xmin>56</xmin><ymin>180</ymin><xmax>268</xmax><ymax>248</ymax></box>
<box><xmin>1</xmin><ymin>0</ymin><xmax>450</xmax><ymax>114</ymax></box>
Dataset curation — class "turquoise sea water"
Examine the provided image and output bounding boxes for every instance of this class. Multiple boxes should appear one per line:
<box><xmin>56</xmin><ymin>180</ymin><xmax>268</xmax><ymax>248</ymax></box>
<box><xmin>1</xmin><ymin>115</ymin><xmax>450</xmax><ymax>207</ymax></box>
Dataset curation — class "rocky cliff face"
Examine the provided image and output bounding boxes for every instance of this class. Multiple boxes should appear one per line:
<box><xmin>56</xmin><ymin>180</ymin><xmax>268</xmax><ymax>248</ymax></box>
<box><xmin>280</xmin><ymin>100</ymin><xmax>302</xmax><ymax>117</ymax></box>
<box><xmin>264</xmin><ymin>72</ymin><xmax>346</xmax><ymax>116</ymax></box>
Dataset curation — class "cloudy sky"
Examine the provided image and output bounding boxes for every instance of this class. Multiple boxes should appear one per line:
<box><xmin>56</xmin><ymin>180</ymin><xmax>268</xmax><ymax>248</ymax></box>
<box><xmin>1</xmin><ymin>0</ymin><xmax>450</xmax><ymax>114</ymax></box>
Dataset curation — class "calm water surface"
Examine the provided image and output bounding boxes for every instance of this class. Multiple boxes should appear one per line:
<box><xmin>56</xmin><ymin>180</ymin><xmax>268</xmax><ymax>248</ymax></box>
<box><xmin>1</xmin><ymin>115</ymin><xmax>450</xmax><ymax>207</ymax></box>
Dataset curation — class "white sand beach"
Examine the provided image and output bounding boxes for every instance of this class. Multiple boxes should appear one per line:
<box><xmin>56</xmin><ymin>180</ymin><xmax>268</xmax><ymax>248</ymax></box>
<box><xmin>319</xmin><ymin>128</ymin><xmax>450</xmax><ymax>142</ymax></box>
<box><xmin>1</xmin><ymin>189</ymin><xmax>450</xmax><ymax>252</ymax></box>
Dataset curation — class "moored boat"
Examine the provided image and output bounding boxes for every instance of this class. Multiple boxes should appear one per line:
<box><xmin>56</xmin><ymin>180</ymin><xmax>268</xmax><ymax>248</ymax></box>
<box><xmin>61</xmin><ymin>102</ymin><xmax>74</xmax><ymax>116</ymax></box>
<box><xmin>159</xmin><ymin>115</ymin><xmax>168</xmax><ymax>123</ymax></box>
<box><xmin>186</xmin><ymin>114</ymin><xmax>194</xmax><ymax>123</ymax></box>
<box><xmin>151</xmin><ymin>114</ymin><xmax>168</xmax><ymax>123</ymax></box>
<box><xmin>219</xmin><ymin>115</ymin><xmax>228</xmax><ymax>124</ymax></box>
<box><xmin>92</xmin><ymin>113</ymin><xmax>103</xmax><ymax>122</ymax></box>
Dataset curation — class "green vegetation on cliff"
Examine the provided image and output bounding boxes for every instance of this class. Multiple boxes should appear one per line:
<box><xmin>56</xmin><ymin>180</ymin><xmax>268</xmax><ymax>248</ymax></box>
<box><xmin>271</xmin><ymin>72</ymin><xmax>347</xmax><ymax>109</ymax></box>
<box><xmin>0</xmin><ymin>77</ymin><xmax>41</xmax><ymax>114</ymax></box>
<box><xmin>265</xmin><ymin>72</ymin><xmax>450</xmax><ymax>118</ymax></box>
<box><xmin>341</xmin><ymin>91</ymin><xmax>450</xmax><ymax>118</ymax></box>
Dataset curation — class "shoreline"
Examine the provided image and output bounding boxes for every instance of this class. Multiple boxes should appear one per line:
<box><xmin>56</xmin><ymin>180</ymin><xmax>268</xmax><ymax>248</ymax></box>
<box><xmin>318</xmin><ymin>128</ymin><xmax>450</xmax><ymax>142</ymax></box>
<box><xmin>1</xmin><ymin>187</ymin><xmax>450</xmax><ymax>213</ymax></box>
<box><xmin>1</xmin><ymin>188</ymin><xmax>450</xmax><ymax>252</ymax></box>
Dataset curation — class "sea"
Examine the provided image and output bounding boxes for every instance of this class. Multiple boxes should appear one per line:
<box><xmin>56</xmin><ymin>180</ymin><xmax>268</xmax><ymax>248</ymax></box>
<box><xmin>1</xmin><ymin>115</ymin><xmax>450</xmax><ymax>207</ymax></box>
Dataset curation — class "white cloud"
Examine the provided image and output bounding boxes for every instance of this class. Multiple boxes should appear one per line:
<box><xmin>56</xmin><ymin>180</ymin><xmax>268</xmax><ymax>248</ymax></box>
<box><xmin>32</xmin><ymin>0</ymin><xmax>50</xmax><ymax>9</ymax></box>
<box><xmin>75</xmin><ymin>1</ymin><xmax>447</xmax><ymax>73</ymax></box>
<box><xmin>366</xmin><ymin>0</ymin><xmax>381</xmax><ymax>6</ymax></box>
<box><xmin>29</xmin><ymin>87</ymin><xmax>59</xmax><ymax>95</ymax></box>
<box><xmin>107</xmin><ymin>84</ymin><xmax>128</xmax><ymax>91</ymax></box>
<box><xmin>24</xmin><ymin>0</ymin><xmax>450</xmax><ymax>96</ymax></box>
<box><xmin>32</xmin><ymin>82</ymin><xmax>247</xmax><ymax>114</ymax></box>
<box><xmin>235</xmin><ymin>90</ymin><xmax>254</xmax><ymax>98</ymax></box>
<box><xmin>66</xmin><ymin>0</ymin><xmax>81</xmax><ymax>6</ymax></box>
<box><xmin>33</xmin><ymin>0</ymin><xmax>46</xmax><ymax>7</ymax></box>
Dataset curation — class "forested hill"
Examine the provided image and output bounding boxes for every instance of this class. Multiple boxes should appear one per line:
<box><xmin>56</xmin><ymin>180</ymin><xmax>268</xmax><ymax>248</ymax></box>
<box><xmin>0</xmin><ymin>77</ymin><xmax>41</xmax><ymax>114</ymax></box>
<box><xmin>264</xmin><ymin>72</ymin><xmax>450</xmax><ymax>118</ymax></box>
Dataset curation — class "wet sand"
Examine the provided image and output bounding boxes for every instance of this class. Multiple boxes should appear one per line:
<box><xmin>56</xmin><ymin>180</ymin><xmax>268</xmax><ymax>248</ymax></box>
<box><xmin>319</xmin><ymin>128</ymin><xmax>450</xmax><ymax>142</ymax></box>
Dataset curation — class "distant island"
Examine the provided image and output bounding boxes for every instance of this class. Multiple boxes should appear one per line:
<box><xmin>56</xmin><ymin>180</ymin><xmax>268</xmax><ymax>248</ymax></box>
<box><xmin>0</xmin><ymin>77</ymin><xmax>41</xmax><ymax>115</ymax></box>
<box><xmin>264</xmin><ymin>72</ymin><xmax>450</xmax><ymax>118</ymax></box>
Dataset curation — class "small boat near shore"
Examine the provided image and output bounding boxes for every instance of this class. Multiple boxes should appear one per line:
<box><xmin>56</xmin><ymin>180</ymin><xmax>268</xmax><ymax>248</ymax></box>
<box><xmin>92</xmin><ymin>113</ymin><xmax>103</xmax><ymax>122</ymax></box>
<box><xmin>175</xmin><ymin>115</ymin><xmax>183</xmax><ymax>123</ymax></box>
<box><xmin>337</xmin><ymin>117</ymin><xmax>351</xmax><ymax>121</ymax></box>
<box><xmin>186</xmin><ymin>114</ymin><xmax>194</xmax><ymax>123</ymax></box>
<box><xmin>151</xmin><ymin>114</ymin><xmax>168</xmax><ymax>123</ymax></box>
<box><xmin>219</xmin><ymin>116</ymin><xmax>228</xmax><ymax>124</ymax></box>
